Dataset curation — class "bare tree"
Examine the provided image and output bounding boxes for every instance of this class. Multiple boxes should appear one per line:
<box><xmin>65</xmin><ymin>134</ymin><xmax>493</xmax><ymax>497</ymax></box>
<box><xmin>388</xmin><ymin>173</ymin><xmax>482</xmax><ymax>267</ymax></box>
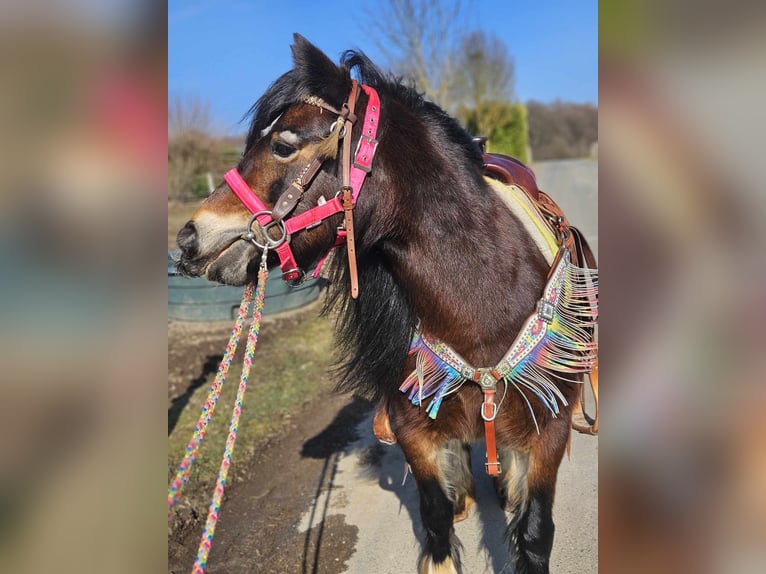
<box><xmin>169</xmin><ymin>96</ymin><xmax>211</xmax><ymax>139</ymax></box>
<box><xmin>455</xmin><ymin>31</ymin><xmax>514</xmax><ymax>105</ymax></box>
<box><xmin>361</xmin><ymin>0</ymin><xmax>472</xmax><ymax>111</ymax></box>
<box><xmin>168</xmin><ymin>96</ymin><xmax>215</xmax><ymax>201</ymax></box>
<box><xmin>360</xmin><ymin>2</ymin><xmax>519</xmax><ymax>148</ymax></box>
<box><xmin>454</xmin><ymin>30</ymin><xmax>516</xmax><ymax>137</ymax></box>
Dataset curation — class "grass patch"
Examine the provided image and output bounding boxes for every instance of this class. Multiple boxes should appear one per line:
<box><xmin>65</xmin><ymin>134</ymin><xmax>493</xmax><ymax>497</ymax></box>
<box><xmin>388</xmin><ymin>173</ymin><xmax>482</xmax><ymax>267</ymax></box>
<box><xmin>168</xmin><ymin>308</ymin><xmax>337</xmax><ymax>513</ymax></box>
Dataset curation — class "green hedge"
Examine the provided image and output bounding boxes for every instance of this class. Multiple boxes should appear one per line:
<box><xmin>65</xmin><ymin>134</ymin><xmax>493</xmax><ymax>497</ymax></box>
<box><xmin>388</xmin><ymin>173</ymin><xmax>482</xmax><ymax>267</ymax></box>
<box><xmin>461</xmin><ymin>101</ymin><xmax>529</xmax><ymax>163</ymax></box>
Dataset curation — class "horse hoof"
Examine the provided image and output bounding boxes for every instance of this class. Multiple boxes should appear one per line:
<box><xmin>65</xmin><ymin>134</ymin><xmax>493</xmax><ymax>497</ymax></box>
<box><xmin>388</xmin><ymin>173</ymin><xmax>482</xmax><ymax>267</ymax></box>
<box><xmin>453</xmin><ymin>494</ymin><xmax>474</xmax><ymax>523</ymax></box>
<box><xmin>419</xmin><ymin>555</ymin><xmax>458</xmax><ymax>574</ymax></box>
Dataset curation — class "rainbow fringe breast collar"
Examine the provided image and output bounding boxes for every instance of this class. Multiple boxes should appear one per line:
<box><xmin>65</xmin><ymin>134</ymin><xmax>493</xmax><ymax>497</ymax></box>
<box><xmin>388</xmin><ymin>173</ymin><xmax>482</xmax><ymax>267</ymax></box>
<box><xmin>399</xmin><ymin>178</ymin><xmax>598</xmax><ymax>440</ymax></box>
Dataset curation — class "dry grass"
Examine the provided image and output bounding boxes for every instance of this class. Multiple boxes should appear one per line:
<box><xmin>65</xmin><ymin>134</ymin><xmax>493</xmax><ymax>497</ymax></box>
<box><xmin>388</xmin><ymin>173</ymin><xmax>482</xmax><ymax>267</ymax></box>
<box><xmin>168</xmin><ymin>304</ymin><xmax>337</xmax><ymax>515</ymax></box>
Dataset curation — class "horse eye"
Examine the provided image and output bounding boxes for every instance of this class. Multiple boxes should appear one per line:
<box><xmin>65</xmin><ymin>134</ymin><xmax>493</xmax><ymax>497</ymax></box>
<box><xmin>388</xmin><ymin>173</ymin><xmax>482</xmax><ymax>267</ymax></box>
<box><xmin>272</xmin><ymin>141</ymin><xmax>297</xmax><ymax>158</ymax></box>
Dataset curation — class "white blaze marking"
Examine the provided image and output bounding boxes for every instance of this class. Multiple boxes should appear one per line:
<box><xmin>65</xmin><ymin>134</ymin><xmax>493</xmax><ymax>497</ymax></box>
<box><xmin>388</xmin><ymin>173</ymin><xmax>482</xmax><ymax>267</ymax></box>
<box><xmin>260</xmin><ymin>113</ymin><xmax>283</xmax><ymax>137</ymax></box>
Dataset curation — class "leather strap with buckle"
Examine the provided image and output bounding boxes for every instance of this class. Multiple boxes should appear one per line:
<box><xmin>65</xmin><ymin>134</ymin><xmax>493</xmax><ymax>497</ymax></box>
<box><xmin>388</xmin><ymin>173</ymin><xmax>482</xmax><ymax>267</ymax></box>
<box><xmin>482</xmin><ymin>387</ymin><xmax>501</xmax><ymax>476</ymax></box>
<box><xmin>339</xmin><ymin>82</ymin><xmax>360</xmax><ymax>298</ymax></box>
<box><xmin>341</xmin><ymin>186</ymin><xmax>359</xmax><ymax>298</ymax></box>
<box><xmin>271</xmin><ymin>156</ymin><xmax>324</xmax><ymax>222</ymax></box>
<box><xmin>479</xmin><ymin>370</ymin><xmax>502</xmax><ymax>476</ymax></box>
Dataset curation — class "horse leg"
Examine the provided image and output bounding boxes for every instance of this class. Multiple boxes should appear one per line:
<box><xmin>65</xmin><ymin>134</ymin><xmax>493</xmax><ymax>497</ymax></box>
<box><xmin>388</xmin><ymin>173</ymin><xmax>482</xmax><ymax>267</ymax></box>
<box><xmin>394</xmin><ymin>428</ymin><xmax>464</xmax><ymax>573</ymax></box>
<box><xmin>440</xmin><ymin>440</ymin><xmax>474</xmax><ymax>523</ymax></box>
<box><xmin>505</xmin><ymin>419</ymin><xmax>570</xmax><ymax>574</ymax></box>
<box><xmin>494</xmin><ymin>446</ymin><xmax>530</xmax><ymax>520</ymax></box>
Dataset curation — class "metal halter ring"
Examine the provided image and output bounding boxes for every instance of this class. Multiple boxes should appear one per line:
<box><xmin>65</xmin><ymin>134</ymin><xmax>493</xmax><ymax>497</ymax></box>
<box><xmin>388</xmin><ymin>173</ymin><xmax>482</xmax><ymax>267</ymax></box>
<box><xmin>328</xmin><ymin>117</ymin><xmax>347</xmax><ymax>139</ymax></box>
<box><xmin>282</xmin><ymin>268</ymin><xmax>307</xmax><ymax>287</ymax></box>
<box><xmin>243</xmin><ymin>211</ymin><xmax>288</xmax><ymax>249</ymax></box>
<box><xmin>481</xmin><ymin>401</ymin><xmax>498</xmax><ymax>422</ymax></box>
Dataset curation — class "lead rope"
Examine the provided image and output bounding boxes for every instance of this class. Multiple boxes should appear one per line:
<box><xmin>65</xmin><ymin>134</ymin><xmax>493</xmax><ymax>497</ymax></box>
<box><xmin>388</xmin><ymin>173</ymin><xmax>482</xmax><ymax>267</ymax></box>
<box><xmin>167</xmin><ymin>284</ymin><xmax>255</xmax><ymax>516</ymax></box>
<box><xmin>168</xmin><ymin>248</ymin><xmax>269</xmax><ymax>574</ymax></box>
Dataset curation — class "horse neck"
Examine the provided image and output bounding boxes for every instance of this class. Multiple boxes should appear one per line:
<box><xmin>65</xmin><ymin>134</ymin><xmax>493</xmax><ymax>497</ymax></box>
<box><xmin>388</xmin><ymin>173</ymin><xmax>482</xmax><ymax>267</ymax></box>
<box><xmin>367</xmin><ymin>115</ymin><xmax>549</xmax><ymax>365</ymax></box>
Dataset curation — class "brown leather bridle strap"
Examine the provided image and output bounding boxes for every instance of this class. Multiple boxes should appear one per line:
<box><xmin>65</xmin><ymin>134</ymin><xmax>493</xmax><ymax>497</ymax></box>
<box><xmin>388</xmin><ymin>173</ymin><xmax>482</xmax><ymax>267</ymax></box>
<box><xmin>227</xmin><ymin>81</ymin><xmax>378</xmax><ymax>290</ymax></box>
<box><xmin>339</xmin><ymin>81</ymin><xmax>359</xmax><ymax>191</ymax></box>
<box><xmin>272</xmin><ymin>80</ymin><xmax>361</xmax><ymax>297</ymax></box>
<box><xmin>271</xmin><ymin>156</ymin><xmax>325</xmax><ymax>221</ymax></box>
<box><xmin>339</xmin><ymin>80</ymin><xmax>360</xmax><ymax>298</ymax></box>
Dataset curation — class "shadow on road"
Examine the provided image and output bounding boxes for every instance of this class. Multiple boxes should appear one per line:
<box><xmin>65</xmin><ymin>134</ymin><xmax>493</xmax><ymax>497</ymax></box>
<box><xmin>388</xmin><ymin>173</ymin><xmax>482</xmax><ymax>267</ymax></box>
<box><xmin>372</xmin><ymin>438</ymin><xmax>512</xmax><ymax>571</ymax></box>
<box><xmin>299</xmin><ymin>396</ymin><xmax>373</xmax><ymax>574</ymax></box>
<box><xmin>297</xmin><ymin>402</ymin><xmax>521</xmax><ymax>572</ymax></box>
<box><xmin>167</xmin><ymin>353</ymin><xmax>221</xmax><ymax>436</ymax></box>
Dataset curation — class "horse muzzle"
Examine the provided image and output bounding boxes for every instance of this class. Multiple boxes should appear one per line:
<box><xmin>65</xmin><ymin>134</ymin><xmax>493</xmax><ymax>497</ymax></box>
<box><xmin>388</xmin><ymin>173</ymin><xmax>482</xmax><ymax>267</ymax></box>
<box><xmin>175</xmin><ymin>217</ymin><xmax>259</xmax><ymax>285</ymax></box>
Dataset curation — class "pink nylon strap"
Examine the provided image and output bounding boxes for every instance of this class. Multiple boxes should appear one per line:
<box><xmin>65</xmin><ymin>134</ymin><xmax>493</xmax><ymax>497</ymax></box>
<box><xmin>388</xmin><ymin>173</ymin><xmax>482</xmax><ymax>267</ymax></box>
<box><xmin>312</xmin><ymin>229</ymin><xmax>347</xmax><ymax>279</ymax></box>
<box><xmin>284</xmin><ymin>196</ymin><xmax>344</xmax><ymax>235</ymax></box>
<box><xmin>349</xmin><ymin>85</ymin><xmax>380</xmax><ymax>201</ymax></box>
<box><xmin>274</xmin><ymin>243</ymin><xmax>300</xmax><ymax>281</ymax></box>
<box><xmin>224</xmin><ymin>169</ymin><xmax>269</xmax><ymax>224</ymax></box>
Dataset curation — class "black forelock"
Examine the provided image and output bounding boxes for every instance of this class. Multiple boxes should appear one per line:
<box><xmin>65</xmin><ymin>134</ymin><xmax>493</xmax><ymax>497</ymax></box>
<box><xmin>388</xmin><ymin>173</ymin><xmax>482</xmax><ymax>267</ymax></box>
<box><xmin>243</xmin><ymin>70</ymin><xmax>301</xmax><ymax>151</ymax></box>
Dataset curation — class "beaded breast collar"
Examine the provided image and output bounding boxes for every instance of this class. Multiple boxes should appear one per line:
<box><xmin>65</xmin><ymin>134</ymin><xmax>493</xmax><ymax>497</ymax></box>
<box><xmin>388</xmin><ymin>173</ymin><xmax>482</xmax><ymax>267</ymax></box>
<box><xmin>399</xmin><ymin>247</ymin><xmax>598</xmax><ymax>432</ymax></box>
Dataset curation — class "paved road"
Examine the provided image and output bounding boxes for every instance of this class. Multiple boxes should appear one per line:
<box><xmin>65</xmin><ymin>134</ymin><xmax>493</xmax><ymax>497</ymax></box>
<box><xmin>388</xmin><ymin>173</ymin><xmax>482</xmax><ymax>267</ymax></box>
<box><xmin>299</xmin><ymin>160</ymin><xmax>598</xmax><ymax>573</ymax></box>
<box><xmin>535</xmin><ymin>159</ymin><xmax>598</xmax><ymax>257</ymax></box>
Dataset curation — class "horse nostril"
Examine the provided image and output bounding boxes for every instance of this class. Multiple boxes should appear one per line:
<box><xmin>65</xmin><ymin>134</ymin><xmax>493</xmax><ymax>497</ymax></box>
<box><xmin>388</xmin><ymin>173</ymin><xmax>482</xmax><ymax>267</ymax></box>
<box><xmin>177</xmin><ymin>221</ymin><xmax>198</xmax><ymax>256</ymax></box>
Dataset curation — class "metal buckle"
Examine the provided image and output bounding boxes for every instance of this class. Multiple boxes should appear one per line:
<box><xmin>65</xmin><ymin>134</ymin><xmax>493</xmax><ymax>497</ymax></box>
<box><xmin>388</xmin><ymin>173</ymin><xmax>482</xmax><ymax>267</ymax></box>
<box><xmin>243</xmin><ymin>211</ymin><xmax>289</xmax><ymax>249</ymax></box>
<box><xmin>353</xmin><ymin>135</ymin><xmax>378</xmax><ymax>172</ymax></box>
<box><xmin>305</xmin><ymin>196</ymin><xmax>327</xmax><ymax>231</ymax></box>
<box><xmin>485</xmin><ymin>461</ymin><xmax>502</xmax><ymax>473</ymax></box>
<box><xmin>282</xmin><ymin>268</ymin><xmax>307</xmax><ymax>287</ymax></box>
<box><xmin>481</xmin><ymin>400</ymin><xmax>498</xmax><ymax>422</ymax></box>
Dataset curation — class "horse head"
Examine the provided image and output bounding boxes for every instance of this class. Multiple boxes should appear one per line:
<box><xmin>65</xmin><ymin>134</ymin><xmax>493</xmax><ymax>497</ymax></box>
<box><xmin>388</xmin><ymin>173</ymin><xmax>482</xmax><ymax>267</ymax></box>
<box><xmin>176</xmin><ymin>34</ymin><xmax>363</xmax><ymax>285</ymax></box>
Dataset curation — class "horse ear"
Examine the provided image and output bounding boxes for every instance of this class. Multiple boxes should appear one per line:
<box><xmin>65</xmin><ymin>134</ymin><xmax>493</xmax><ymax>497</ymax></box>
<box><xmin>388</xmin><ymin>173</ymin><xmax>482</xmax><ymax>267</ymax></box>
<box><xmin>290</xmin><ymin>33</ymin><xmax>350</xmax><ymax>107</ymax></box>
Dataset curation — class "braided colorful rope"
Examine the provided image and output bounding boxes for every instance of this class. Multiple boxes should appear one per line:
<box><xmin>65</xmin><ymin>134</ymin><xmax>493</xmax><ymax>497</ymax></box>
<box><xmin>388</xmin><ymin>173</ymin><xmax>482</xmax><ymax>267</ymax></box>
<box><xmin>168</xmin><ymin>251</ymin><xmax>269</xmax><ymax>574</ymax></box>
<box><xmin>167</xmin><ymin>282</ymin><xmax>255</xmax><ymax>516</ymax></box>
<box><xmin>192</xmin><ymin>256</ymin><xmax>267</xmax><ymax>573</ymax></box>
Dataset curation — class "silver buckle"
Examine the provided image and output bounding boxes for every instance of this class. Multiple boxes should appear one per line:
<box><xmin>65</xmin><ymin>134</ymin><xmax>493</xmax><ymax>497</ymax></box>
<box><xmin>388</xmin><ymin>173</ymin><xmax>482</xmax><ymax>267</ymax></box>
<box><xmin>353</xmin><ymin>135</ymin><xmax>378</xmax><ymax>172</ymax></box>
<box><xmin>481</xmin><ymin>401</ymin><xmax>498</xmax><ymax>422</ymax></box>
<box><xmin>243</xmin><ymin>211</ymin><xmax>289</xmax><ymax>249</ymax></box>
<box><xmin>305</xmin><ymin>196</ymin><xmax>327</xmax><ymax>231</ymax></box>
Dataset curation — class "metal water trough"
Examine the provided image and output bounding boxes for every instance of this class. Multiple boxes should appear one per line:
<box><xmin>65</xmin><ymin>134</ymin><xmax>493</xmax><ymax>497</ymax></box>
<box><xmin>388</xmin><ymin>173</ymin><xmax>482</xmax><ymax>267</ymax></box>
<box><xmin>168</xmin><ymin>251</ymin><xmax>324</xmax><ymax>321</ymax></box>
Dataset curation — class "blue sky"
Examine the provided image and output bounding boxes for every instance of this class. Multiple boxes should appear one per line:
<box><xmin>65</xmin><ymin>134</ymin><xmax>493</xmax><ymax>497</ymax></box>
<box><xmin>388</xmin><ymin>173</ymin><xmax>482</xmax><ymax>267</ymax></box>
<box><xmin>169</xmin><ymin>0</ymin><xmax>597</xmax><ymax>135</ymax></box>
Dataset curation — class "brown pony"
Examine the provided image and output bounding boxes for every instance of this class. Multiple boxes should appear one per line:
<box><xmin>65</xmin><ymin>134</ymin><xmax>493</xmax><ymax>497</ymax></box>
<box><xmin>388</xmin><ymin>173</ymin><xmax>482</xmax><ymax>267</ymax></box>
<box><xmin>176</xmin><ymin>35</ymin><xmax>596</xmax><ymax>574</ymax></box>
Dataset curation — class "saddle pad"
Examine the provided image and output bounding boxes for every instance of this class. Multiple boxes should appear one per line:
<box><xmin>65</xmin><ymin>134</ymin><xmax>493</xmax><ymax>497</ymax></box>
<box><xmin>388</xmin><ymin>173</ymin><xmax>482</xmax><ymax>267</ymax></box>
<box><xmin>485</xmin><ymin>176</ymin><xmax>558</xmax><ymax>265</ymax></box>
